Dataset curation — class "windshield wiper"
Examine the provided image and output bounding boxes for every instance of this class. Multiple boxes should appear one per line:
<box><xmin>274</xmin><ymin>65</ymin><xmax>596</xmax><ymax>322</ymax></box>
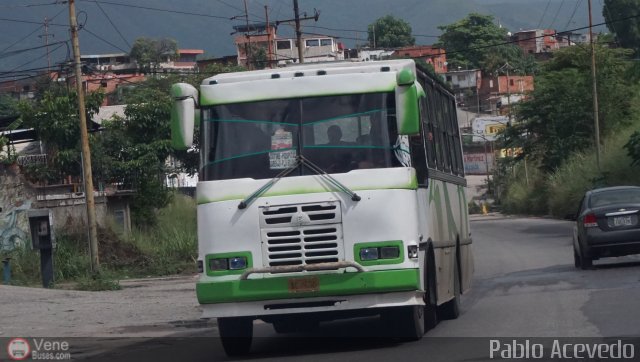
<box><xmin>237</xmin><ymin>155</ymin><xmax>361</xmax><ymax>210</ymax></box>
<box><xmin>299</xmin><ymin>155</ymin><xmax>361</xmax><ymax>202</ymax></box>
<box><xmin>238</xmin><ymin>158</ymin><xmax>302</xmax><ymax>209</ymax></box>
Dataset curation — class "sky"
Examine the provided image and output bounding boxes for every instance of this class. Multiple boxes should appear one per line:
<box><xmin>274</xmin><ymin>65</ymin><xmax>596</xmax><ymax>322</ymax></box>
<box><xmin>0</xmin><ymin>0</ymin><xmax>607</xmax><ymax>80</ymax></box>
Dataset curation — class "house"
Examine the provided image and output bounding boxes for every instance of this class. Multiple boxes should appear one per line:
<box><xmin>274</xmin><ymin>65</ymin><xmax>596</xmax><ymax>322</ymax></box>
<box><xmin>394</xmin><ymin>45</ymin><xmax>448</xmax><ymax>73</ymax></box>
<box><xmin>512</xmin><ymin>29</ymin><xmax>560</xmax><ymax>54</ymax></box>
<box><xmin>442</xmin><ymin>69</ymin><xmax>482</xmax><ymax>112</ymax></box>
<box><xmin>158</xmin><ymin>49</ymin><xmax>204</xmax><ymax>70</ymax></box>
<box><xmin>479</xmin><ymin>75</ymin><xmax>534</xmax><ymax>116</ymax></box>
<box><xmin>233</xmin><ymin>23</ymin><xmax>344</xmax><ymax>67</ymax></box>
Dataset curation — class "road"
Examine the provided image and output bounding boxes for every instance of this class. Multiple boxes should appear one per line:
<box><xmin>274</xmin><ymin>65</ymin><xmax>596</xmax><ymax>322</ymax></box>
<box><xmin>29</xmin><ymin>217</ymin><xmax>640</xmax><ymax>360</ymax></box>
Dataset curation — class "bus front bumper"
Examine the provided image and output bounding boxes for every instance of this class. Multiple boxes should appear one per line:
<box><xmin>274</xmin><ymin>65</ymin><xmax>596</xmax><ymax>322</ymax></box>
<box><xmin>197</xmin><ymin>269</ymin><xmax>421</xmax><ymax>318</ymax></box>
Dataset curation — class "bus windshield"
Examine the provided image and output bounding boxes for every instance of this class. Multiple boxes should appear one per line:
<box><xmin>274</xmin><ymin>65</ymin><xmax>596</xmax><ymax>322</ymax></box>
<box><xmin>201</xmin><ymin>92</ymin><xmax>403</xmax><ymax>181</ymax></box>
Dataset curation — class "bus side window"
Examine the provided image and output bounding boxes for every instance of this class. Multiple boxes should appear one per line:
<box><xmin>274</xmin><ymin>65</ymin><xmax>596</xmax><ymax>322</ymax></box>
<box><xmin>410</xmin><ymin>100</ymin><xmax>428</xmax><ymax>185</ymax></box>
<box><xmin>421</xmin><ymin>90</ymin><xmax>437</xmax><ymax>169</ymax></box>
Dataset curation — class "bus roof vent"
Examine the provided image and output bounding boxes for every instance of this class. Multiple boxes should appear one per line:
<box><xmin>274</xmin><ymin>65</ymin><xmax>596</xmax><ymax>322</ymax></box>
<box><xmin>317</xmin><ymin>70</ymin><xmax>327</xmax><ymax>75</ymax></box>
<box><xmin>208</xmin><ymin>80</ymin><xmax>218</xmax><ymax>84</ymax></box>
<box><xmin>271</xmin><ymin>73</ymin><xmax>281</xmax><ymax>79</ymax></box>
<box><xmin>380</xmin><ymin>66</ymin><xmax>390</xmax><ymax>72</ymax></box>
<box><xmin>294</xmin><ymin>72</ymin><xmax>304</xmax><ymax>77</ymax></box>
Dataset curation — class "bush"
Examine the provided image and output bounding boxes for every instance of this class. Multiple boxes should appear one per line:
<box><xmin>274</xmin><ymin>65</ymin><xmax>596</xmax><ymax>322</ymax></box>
<box><xmin>547</xmin><ymin>126</ymin><xmax>640</xmax><ymax>218</ymax></box>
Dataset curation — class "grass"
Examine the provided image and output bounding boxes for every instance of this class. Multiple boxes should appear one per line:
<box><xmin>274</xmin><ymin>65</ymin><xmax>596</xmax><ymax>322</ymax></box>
<box><xmin>4</xmin><ymin>192</ymin><xmax>197</xmax><ymax>290</ymax></box>
<box><xmin>499</xmin><ymin>121</ymin><xmax>640</xmax><ymax>218</ymax></box>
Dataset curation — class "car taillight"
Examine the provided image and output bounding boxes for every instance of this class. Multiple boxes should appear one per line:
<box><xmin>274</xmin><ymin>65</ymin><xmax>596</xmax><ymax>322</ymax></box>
<box><xmin>584</xmin><ymin>213</ymin><xmax>598</xmax><ymax>228</ymax></box>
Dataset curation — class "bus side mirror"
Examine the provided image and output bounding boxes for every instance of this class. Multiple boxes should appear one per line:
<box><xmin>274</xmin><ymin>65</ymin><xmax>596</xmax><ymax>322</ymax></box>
<box><xmin>171</xmin><ymin>83</ymin><xmax>199</xmax><ymax>150</ymax></box>
<box><xmin>395</xmin><ymin>83</ymin><xmax>420</xmax><ymax>135</ymax></box>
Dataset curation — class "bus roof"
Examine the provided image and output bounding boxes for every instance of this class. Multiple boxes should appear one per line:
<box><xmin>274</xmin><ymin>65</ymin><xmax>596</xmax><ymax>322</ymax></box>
<box><xmin>202</xmin><ymin>59</ymin><xmax>416</xmax><ymax>86</ymax></box>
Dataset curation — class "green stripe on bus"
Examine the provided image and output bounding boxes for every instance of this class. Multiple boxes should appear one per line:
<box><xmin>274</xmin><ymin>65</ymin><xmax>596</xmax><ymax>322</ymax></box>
<box><xmin>205</xmin><ymin>119</ymin><xmax>298</xmax><ymax>126</ymax></box>
<box><xmin>196</xmin><ymin>268</ymin><xmax>420</xmax><ymax>304</ymax></box>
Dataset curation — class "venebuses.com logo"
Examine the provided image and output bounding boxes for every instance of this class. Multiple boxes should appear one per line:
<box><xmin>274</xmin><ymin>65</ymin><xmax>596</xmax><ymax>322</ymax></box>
<box><xmin>7</xmin><ymin>338</ymin><xmax>31</xmax><ymax>361</ymax></box>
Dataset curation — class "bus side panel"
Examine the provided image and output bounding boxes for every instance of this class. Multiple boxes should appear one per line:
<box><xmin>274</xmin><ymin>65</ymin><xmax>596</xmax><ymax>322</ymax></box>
<box><xmin>427</xmin><ymin>178</ymin><xmax>470</xmax><ymax>305</ymax></box>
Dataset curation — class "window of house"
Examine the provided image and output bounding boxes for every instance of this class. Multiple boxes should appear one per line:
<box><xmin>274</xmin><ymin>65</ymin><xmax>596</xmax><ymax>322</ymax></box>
<box><xmin>277</xmin><ymin>40</ymin><xmax>291</xmax><ymax>50</ymax></box>
<box><xmin>100</xmin><ymin>81</ymin><xmax>108</xmax><ymax>88</ymax></box>
<box><xmin>510</xmin><ymin>79</ymin><xmax>515</xmax><ymax>86</ymax></box>
<box><xmin>457</xmin><ymin>75</ymin><xmax>466</xmax><ymax>81</ymax></box>
<box><xmin>446</xmin><ymin>75</ymin><xmax>452</xmax><ymax>82</ymax></box>
<box><xmin>320</xmin><ymin>39</ymin><xmax>332</xmax><ymax>46</ymax></box>
<box><xmin>305</xmin><ymin>39</ymin><xmax>320</xmax><ymax>47</ymax></box>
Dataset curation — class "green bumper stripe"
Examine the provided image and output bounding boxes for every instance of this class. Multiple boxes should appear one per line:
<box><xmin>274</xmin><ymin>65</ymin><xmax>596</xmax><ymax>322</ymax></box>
<box><xmin>196</xmin><ymin>269</ymin><xmax>420</xmax><ymax>304</ymax></box>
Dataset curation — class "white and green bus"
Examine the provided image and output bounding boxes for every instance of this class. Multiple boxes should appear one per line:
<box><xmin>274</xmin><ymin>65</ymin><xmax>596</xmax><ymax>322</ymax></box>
<box><xmin>171</xmin><ymin>59</ymin><xmax>473</xmax><ymax>355</ymax></box>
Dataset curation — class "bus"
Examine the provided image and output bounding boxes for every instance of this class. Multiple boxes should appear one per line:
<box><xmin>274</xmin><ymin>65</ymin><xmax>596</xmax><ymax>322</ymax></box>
<box><xmin>170</xmin><ymin>59</ymin><xmax>473</xmax><ymax>355</ymax></box>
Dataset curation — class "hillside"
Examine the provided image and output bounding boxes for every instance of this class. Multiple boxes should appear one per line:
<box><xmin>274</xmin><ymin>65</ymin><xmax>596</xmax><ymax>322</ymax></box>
<box><xmin>1</xmin><ymin>0</ymin><xmax>606</xmax><ymax>71</ymax></box>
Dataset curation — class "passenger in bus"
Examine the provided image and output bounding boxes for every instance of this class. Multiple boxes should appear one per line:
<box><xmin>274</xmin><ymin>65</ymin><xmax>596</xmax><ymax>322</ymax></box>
<box><xmin>325</xmin><ymin>125</ymin><xmax>352</xmax><ymax>172</ymax></box>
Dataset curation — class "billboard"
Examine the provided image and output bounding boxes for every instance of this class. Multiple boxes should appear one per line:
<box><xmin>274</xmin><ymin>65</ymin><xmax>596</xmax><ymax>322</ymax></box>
<box><xmin>471</xmin><ymin>116</ymin><xmax>508</xmax><ymax>142</ymax></box>
<box><xmin>464</xmin><ymin>152</ymin><xmax>495</xmax><ymax>175</ymax></box>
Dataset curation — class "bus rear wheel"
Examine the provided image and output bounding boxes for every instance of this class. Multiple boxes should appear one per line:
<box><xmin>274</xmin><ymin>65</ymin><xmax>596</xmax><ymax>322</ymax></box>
<box><xmin>438</xmin><ymin>254</ymin><xmax>460</xmax><ymax>320</ymax></box>
<box><xmin>218</xmin><ymin>317</ymin><xmax>253</xmax><ymax>356</ymax></box>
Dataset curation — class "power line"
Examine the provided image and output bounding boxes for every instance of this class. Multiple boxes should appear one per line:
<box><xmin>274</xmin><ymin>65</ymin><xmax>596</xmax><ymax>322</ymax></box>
<box><xmin>0</xmin><ymin>17</ymin><xmax>68</xmax><ymax>27</ymax></box>
<box><xmin>78</xmin><ymin>0</ymin><xmax>231</xmax><ymax>20</ymax></box>
<box><xmin>0</xmin><ymin>7</ymin><xmax>67</xmax><ymax>54</ymax></box>
<box><xmin>537</xmin><ymin>0</ymin><xmax>553</xmax><ymax>28</ymax></box>
<box><xmin>7</xmin><ymin>42</ymin><xmax>66</xmax><ymax>73</ymax></box>
<box><xmin>0</xmin><ymin>40</ymin><xmax>68</xmax><ymax>59</ymax></box>
<box><xmin>564</xmin><ymin>0</ymin><xmax>583</xmax><ymax>30</ymax></box>
<box><xmin>548</xmin><ymin>0</ymin><xmax>566</xmax><ymax>29</ymax></box>
<box><xmin>81</xmin><ymin>26</ymin><xmax>129</xmax><ymax>53</ymax></box>
<box><xmin>0</xmin><ymin>1</ymin><xmax>65</xmax><ymax>8</ymax></box>
<box><xmin>94</xmin><ymin>0</ymin><xmax>131</xmax><ymax>49</ymax></box>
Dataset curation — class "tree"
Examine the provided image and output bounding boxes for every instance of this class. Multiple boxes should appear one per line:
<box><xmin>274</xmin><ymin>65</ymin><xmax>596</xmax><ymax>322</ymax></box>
<box><xmin>503</xmin><ymin>45</ymin><xmax>639</xmax><ymax>172</ymax></box>
<box><xmin>17</xmin><ymin>89</ymin><xmax>104</xmax><ymax>181</ymax></box>
<box><xmin>436</xmin><ymin>13</ymin><xmax>517</xmax><ymax>71</ymax></box>
<box><xmin>368</xmin><ymin>15</ymin><xmax>415</xmax><ymax>48</ymax></box>
<box><xmin>603</xmin><ymin>0</ymin><xmax>640</xmax><ymax>54</ymax></box>
<box><xmin>130</xmin><ymin>37</ymin><xmax>178</xmax><ymax>70</ymax></box>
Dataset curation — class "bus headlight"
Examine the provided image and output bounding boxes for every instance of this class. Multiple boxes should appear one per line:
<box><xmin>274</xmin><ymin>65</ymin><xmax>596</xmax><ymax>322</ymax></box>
<box><xmin>210</xmin><ymin>257</ymin><xmax>249</xmax><ymax>271</ymax></box>
<box><xmin>210</xmin><ymin>258</ymin><xmax>229</xmax><ymax>271</ymax></box>
<box><xmin>229</xmin><ymin>257</ymin><xmax>248</xmax><ymax>270</ymax></box>
<box><xmin>359</xmin><ymin>247</ymin><xmax>379</xmax><ymax>261</ymax></box>
<box><xmin>380</xmin><ymin>246</ymin><xmax>400</xmax><ymax>259</ymax></box>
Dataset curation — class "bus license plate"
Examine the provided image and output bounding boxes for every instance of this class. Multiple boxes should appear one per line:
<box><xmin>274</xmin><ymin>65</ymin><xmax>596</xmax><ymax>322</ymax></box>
<box><xmin>288</xmin><ymin>276</ymin><xmax>319</xmax><ymax>293</ymax></box>
<box><xmin>611</xmin><ymin>216</ymin><xmax>634</xmax><ymax>227</ymax></box>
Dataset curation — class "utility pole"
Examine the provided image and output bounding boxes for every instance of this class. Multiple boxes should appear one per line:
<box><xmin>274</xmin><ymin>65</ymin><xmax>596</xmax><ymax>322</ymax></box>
<box><xmin>265</xmin><ymin>5</ymin><xmax>272</xmax><ymax>69</ymax></box>
<box><xmin>39</xmin><ymin>17</ymin><xmax>54</xmax><ymax>74</ymax></box>
<box><xmin>293</xmin><ymin>0</ymin><xmax>304</xmax><ymax>63</ymax></box>
<box><xmin>69</xmin><ymin>0</ymin><xmax>100</xmax><ymax>272</ymax></box>
<box><xmin>588</xmin><ymin>0</ymin><xmax>601</xmax><ymax>170</ymax></box>
<box><xmin>243</xmin><ymin>0</ymin><xmax>252</xmax><ymax>69</ymax></box>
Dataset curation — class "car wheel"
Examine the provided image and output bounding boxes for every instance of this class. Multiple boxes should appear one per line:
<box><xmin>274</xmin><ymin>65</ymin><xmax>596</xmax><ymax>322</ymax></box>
<box><xmin>579</xmin><ymin>245</ymin><xmax>593</xmax><ymax>270</ymax></box>
<box><xmin>573</xmin><ymin>245</ymin><xmax>581</xmax><ymax>268</ymax></box>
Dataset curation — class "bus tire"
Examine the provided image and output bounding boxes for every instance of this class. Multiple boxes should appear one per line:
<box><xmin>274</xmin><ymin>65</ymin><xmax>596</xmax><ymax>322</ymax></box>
<box><xmin>438</xmin><ymin>249</ymin><xmax>460</xmax><ymax>320</ymax></box>
<box><xmin>218</xmin><ymin>317</ymin><xmax>253</xmax><ymax>356</ymax></box>
<box><xmin>424</xmin><ymin>246</ymin><xmax>438</xmax><ymax>331</ymax></box>
<box><xmin>382</xmin><ymin>305</ymin><xmax>424</xmax><ymax>341</ymax></box>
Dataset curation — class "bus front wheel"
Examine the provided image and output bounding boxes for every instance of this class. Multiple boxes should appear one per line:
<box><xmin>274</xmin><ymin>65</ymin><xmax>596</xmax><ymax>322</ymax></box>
<box><xmin>382</xmin><ymin>305</ymin><xmax>424</xmax><ymax>341</ymax></box>
<box><xmin>218</xmin><ymin>317</ymin><xmax>253</xmax><ymax>356</ymax></box>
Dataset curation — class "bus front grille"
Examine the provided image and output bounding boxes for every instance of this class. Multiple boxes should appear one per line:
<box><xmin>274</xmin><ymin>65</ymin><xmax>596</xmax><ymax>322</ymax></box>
<box><xmin>260</xmin><ymin>201</ymin><xmax>344</xmax><ymax>269</ymax></box>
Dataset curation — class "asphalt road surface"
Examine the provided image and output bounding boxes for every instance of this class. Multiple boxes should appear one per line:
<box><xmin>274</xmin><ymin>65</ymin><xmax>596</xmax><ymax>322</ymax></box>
<box><xmin>85</xmin><ymin>216</ymin><xmax>640</xmax><ymax>361</ymax></box>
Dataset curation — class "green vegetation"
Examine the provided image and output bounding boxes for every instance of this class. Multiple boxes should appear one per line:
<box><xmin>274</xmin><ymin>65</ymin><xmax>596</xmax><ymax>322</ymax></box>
<box><xmin>6</xmin><ymin>194</ymin><xmax>197</xmax><ymax>289</ymax></box>
<box><xmin>368</xmin><ymin>15</ymin><xmax>415</xmax><ymax>48</ymax></box>
<box><xmin>496</xmin><ymin>42</ymin><xmax>640</xmax><ymax>216</ymax></box>
<box><xmin>129</xmin><ymin>37</ymin><xmax>178</xmax><ymax>70</ymax></box>
<box><xmin>436</xmin><ymin>13</ymin><xmax>535</xmax><ymax>74</ymax></box>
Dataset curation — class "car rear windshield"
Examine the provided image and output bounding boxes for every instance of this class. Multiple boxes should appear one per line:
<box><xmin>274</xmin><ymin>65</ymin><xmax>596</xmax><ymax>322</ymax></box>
<box><xmin>589</xmin><ymin>189</ymin><xmax>640</xmax><ymax>208</ymax></box>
